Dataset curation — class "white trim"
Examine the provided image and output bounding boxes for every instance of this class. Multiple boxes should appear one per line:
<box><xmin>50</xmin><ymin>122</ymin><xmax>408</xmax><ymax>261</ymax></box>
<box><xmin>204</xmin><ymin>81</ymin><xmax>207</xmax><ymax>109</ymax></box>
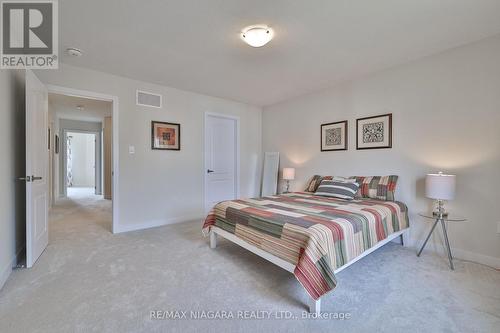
<box><xmin>203</xmin><ymin>112</ymin><xmax>240</xmax><ymax>214</ymax></box>
<box><xmin>420</xmin><ymin>243</ymin><xmax>500</xmax><ymax>269</ymax></box>
<box><xmin>210</xmin><ymin>226</ymin><xmax>409</xmax><ymax>313</ymax></box>
<box><xmin>47</xmin><ymin>85</ymin><xmax>118</xmax><ymax>103</ymax></box>
<box><xmin>114</xmin><ymin>214</ymin><xmax>202</xmax><ymax>234</ymax></box>
<box><xmin>136</xmin><ymin>90</ymin><xmax>162</xmax><ymax>108</ymax></box>
<box><xmin>0</xmin><ymin>257</ymin><xmax>14</xmax><ymax>290</ymax></box>
<box><xmin>402</xmin><ymin>226</ymin><xmax>498</xmax><ymax>268</ymax></box>
<box><xmin>46</xmin><ymin>85</ymin><xmax>120</xmax><ymax>234</ymax></box>
<box><xmin>450</xmin><ymin>247</ymin><xmax>500</xmax><ymax>269</ymax></box>
<box><xmin>0</xmin><ymin>247</ymin><xmax>24</xmax><ymax>290</ymax></box>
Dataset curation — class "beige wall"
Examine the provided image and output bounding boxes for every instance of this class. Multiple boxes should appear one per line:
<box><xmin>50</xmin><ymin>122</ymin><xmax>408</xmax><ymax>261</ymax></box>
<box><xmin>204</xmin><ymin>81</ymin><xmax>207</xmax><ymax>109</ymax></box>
<box><xmin>36</xmin><ymin>64</ymin><xmax>262</xmax><ymax>232</ymax></box>
<box><xmin>263</xmin><ymin>36</ymin><xmax>500</xmax><ymax>266</ymax></box>
<box><xmin>0</xmin><ymin>69</ymin><xmax>26</xmax><ymax>289</ymax></box>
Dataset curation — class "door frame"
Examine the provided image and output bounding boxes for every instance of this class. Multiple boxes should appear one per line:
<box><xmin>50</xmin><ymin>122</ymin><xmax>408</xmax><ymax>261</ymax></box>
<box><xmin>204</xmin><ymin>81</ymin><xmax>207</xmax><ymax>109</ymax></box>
<box><xmin>62</xmin><ymin>129</ymin><xmax>101</xmax><ymax>196</ymax></box>
<box><xmin>46</xmin><ymin>85</ymin><xmax>120</xmax><ymax>233</ymax></box>
<box><xmin>204</xmin><ymin>112</ymin><xmax>240</xmax><ymax>214</ymax></box>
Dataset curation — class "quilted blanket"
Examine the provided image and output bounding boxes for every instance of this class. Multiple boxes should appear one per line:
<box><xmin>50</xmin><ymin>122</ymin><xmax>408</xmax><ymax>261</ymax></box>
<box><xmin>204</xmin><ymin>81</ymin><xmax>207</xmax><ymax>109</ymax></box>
<box><xmin>202</xmin><ymin>192</ymin><xmax>409</xmax><ymax>300</ymax></box>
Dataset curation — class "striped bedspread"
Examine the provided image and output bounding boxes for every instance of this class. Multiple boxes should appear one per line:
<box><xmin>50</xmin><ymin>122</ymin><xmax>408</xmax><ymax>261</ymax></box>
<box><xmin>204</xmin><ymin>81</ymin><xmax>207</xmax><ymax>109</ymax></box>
<box><xmin>202</xmin><ymin>192</ymin><xmax>409</xmax><ymax>300</ymax></box>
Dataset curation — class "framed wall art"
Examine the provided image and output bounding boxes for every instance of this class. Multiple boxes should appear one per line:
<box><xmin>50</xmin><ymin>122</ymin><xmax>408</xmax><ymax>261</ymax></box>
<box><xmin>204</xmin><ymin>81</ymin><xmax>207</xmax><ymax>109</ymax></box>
<box><xmin>321</xmin><ymin>120</ymin><xmax>348</xmax><ymax>151</ymax></box>
<box><xmin>151</xmin><ymin>121</ymin><xmax>181</xmax><ymax>150</ymax></box>
<box><xmin>356</xmin><ymin>113</ymin><xmax>392</xmax><ymax>150</ymax></box>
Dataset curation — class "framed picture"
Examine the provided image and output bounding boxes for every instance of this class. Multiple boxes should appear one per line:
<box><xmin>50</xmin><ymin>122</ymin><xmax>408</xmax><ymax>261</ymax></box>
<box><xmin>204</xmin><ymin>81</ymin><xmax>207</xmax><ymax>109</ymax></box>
<box><xmin>356</xmin><ymin>113</ymin><xmax>392</xmax><ymax>150</ymax></box>
<box><xmin>321</xmin><ymin>120</ymin><xmax>348</xmax><ymax>151</ymax></box>
<box><xmin>151</xmin><ymin>121</ymin><xmax>181</xmax><ymax>150</ymax></box>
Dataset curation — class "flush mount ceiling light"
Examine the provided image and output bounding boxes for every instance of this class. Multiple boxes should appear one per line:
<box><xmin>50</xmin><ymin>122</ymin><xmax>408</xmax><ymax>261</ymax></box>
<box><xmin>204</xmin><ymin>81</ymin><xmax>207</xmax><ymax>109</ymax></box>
<box><xmin>240</xmin><ymin>26</ymin><xmax>274</xmax><ymax>47</ymax></box>
<box><xmin>66</xmin><ymin>47</ymin><xmax>83</xmax><ymax>57</ymax></box>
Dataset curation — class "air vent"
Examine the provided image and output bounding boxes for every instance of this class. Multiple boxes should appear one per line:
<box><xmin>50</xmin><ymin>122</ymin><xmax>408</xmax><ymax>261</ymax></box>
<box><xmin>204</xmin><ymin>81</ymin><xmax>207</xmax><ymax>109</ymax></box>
<box><xmin>136</xmin><ymin>90</ymin><xmax>162</xmax><ymax>108</ymax></box>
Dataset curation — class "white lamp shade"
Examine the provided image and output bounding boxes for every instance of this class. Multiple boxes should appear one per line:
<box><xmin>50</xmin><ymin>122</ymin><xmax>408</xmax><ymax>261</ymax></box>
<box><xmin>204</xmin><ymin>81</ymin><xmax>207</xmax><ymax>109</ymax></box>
<box><xmin>425</xmin><ymin>173</ymin><xmax>456</xmax><ymax>200</ymax></box>
<box><xmin>283</xmin><ymin>168</ymin><xmax>295</xmax><ymax>180</ymax></box>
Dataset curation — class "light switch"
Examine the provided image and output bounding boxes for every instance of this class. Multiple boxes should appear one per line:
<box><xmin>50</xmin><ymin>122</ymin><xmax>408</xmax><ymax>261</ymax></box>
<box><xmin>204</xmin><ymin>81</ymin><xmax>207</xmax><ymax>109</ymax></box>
<box><xmin>129</xmin><ymin>145</ymin><xmax>135</xmax><ymax>154</ymax></box>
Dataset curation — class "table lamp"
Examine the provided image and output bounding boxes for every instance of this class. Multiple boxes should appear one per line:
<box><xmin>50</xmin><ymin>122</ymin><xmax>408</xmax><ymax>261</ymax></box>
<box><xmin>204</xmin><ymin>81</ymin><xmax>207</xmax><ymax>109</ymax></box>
<box><xmin>282</xmin><ymin>168</ymin><xmax>295</xmax><ymax>193</ymax></box>
<box><xmin>425</xmin><ymin>172</ymin><xmax>456</xmax><ymax>217</ymax></box>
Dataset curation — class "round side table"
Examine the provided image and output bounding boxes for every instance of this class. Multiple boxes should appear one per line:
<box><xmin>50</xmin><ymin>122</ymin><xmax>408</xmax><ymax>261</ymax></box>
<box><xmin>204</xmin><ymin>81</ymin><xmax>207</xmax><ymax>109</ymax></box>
<box><xmin>417</xmin><ymin>213</ymin><xmax>466</xmax><ymax>270</ymax></box>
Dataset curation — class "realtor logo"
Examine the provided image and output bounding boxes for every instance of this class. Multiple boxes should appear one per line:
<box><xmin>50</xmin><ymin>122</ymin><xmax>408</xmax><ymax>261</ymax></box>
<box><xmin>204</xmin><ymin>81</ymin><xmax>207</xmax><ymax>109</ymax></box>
<box><xmin>1</xmin><ymin>0</ymin><xmax>58</xmax><ymax>68</ymax></box>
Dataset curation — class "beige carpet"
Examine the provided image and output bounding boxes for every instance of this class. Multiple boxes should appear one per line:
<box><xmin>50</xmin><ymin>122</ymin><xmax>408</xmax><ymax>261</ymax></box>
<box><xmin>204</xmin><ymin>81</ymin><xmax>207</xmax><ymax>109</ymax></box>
<box><xmin>0</xmin><ymin>194</ymin><xmax>499</xmax><ymax>333</ymax></box>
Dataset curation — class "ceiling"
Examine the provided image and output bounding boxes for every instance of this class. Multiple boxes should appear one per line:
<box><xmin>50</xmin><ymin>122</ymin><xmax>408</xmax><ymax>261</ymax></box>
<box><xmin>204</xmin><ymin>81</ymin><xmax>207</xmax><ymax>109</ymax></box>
<box><xmin>59</xmin><ymin>0</ymin><xmax>500</xmax><ymax>106</ymax></box>
<box><xmin>49</xmin><ymin>93</ymin><xmax>112</xmax><ymax>122</ymax></box>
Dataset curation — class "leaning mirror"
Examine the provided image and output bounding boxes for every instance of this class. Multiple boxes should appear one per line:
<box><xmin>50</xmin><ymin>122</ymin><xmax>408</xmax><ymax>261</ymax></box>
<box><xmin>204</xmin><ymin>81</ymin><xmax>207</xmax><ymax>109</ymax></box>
<box><xmin>261</xmin><ymin>152</ymin><xmax>280</xmax><ymax>196</ymax></box>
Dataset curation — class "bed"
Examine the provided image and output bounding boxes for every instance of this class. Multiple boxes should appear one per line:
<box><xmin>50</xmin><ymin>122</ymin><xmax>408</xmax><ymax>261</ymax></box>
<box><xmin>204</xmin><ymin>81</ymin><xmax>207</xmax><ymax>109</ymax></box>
<box><xmin>202</xmin><ymin>191</ymin><xmax>409</xmax><ymax>314</ymax></box>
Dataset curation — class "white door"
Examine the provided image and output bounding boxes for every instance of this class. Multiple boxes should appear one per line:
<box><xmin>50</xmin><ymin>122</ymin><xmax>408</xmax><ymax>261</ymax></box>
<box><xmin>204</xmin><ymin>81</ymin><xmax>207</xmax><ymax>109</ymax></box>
<box><xmin>25</xmin><ymin>70</ymin><xmax>49</xmax><ymax>268</ymax></box>
<box><xmin>204</xmin><ymin>114</ymin><xmax>239</xmax><ymax>213</ymax></box>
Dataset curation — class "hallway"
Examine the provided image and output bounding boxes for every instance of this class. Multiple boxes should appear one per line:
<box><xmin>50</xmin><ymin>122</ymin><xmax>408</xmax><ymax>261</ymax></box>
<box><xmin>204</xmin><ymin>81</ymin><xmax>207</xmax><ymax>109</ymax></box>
<box><xmin>51</xmin><ymin>189</ymin><xmax>112</xmax><ymax>234</ymax></box>
<box><xmin>67</xmin><ymin>187</ymin><xmax>100</xmax><ymax>200</ymax></box>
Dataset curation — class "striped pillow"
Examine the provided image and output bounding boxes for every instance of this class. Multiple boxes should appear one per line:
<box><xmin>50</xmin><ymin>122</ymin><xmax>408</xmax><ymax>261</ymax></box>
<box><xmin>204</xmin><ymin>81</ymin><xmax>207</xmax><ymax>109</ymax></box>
<box><xmin>314</xmin><ymin>179</ymin><xmax>360</xmax><ymax>200</ymax></box>
<box><xmin>350</xmin><ymin>175</ymin><xmax>398</xmax><ymax>201</ymax></box>
<box><xmin>304</xmin><ymin>175</ymin><xmax>333</xmax><ymax>192</ymax></box>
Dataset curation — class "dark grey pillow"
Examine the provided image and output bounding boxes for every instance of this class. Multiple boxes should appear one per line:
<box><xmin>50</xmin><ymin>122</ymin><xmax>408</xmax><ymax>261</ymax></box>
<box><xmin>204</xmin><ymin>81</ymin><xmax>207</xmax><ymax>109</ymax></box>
<box><xmin>314</xmin><ymin>179</ymin><xmax>360</xmax><ymax>200</ymax></box>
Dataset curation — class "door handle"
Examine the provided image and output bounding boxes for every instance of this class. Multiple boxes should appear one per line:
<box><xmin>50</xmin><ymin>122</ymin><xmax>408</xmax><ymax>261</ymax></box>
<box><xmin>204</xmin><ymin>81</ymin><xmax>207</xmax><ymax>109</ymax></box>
<box><xmin>17</xmin><ymin>176</ymin><xmax>31</xmax><ymax>182</ymax></box>
<box><xmin>207</xmin><ymin>169</ymin><xmax>214</xmax><ymax>173</ymax></box>
<box><xmin>32</xmin><ymin>176</ymin><xmax>43</xmax><ymax>181</ymax></box>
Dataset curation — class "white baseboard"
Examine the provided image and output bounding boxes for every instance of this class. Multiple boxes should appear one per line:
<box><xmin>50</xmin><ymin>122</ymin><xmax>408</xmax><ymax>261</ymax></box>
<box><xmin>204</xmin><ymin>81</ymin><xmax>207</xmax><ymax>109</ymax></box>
<box><xmin>0</xmin><ymin>260</ymin><xmax>13</xmax><ymax>291</ymax></box>
<box><xmin>114</xmin><ymin>214</ymin><xmax>203</xmax><ymax>234</ymax></box>
<box><xmin>423</xmin><ymin>245</ymin><xmax>500</xmax><ymax>269</ymax></box>
<box><xmin>114</xmin><ymin>220</ymin><xmax>498</xmax><ymax>268</ymax></box>
<box><xmin>401</xmin><ymin>227</ymin><xmax>499</xmax><ymax>269</ymax></box>
<box><xmin>0</xmin><ymin>247</ymin><xmax>24</xmax><ymax>290</ymax></box>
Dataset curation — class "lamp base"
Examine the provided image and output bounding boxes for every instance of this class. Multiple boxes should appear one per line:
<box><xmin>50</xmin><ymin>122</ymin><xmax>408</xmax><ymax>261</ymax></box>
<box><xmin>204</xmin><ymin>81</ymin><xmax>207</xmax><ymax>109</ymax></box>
<box><xmin>433</xmin><ymin>200</ymin><xmax>449</xmax><ymax>218</ymax></box>
<box><xmin>432</xmin><ymin>211</ymin><xmax>449</xmax><ymax>218</ymax></box>
<box><xmin>284</xmin><ymin>180</ymin><xmax>290</xmax><ymax>194</ymax></box>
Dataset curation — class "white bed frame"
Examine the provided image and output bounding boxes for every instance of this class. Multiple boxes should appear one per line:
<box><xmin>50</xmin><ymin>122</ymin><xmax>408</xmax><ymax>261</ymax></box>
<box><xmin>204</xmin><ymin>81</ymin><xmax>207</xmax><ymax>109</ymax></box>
<box><xmin>209</xmin><ymin>226</ymin><xmax>409</xmax><ymax>314</ymax></box>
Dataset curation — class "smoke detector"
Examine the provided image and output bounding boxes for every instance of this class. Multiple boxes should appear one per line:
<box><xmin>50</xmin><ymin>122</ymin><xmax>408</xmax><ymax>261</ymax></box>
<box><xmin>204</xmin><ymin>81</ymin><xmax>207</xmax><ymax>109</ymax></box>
<box><xmin>66</xmin><ymin>47</ymin><xmax>83</xmax><ymax>57</ymax></box>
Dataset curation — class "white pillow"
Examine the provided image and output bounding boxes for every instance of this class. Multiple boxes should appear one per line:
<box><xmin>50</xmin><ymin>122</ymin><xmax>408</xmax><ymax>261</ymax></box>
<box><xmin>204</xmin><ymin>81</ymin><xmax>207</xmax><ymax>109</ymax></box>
<box><xmin>331</xmin><ymin>176</ymin><xmax>357</xmax><ymax>183</ymax></box>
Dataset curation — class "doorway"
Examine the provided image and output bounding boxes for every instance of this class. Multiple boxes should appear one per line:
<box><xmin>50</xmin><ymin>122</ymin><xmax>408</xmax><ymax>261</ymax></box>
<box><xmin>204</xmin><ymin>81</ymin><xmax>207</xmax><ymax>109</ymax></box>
<box><xmin>46</xmin><ymin>86</ymin><xmax>118</xmax><ymax>233</ymax></box>
<box><xmin>204</xmin><ymin>113</ymin><xmax>240</xmax><ymax>214</ymax></box>
<box><xmin>48</xmin><ymin>93</ymin><xmax>112</xmax><ymax>202</ymax></box>
<box><xmin>24</xmin><ymin>70</ymin><xmax>120</xmax><ymax>268</ymax></box>
<box><xmin>65</xmin><ymin>132</ymin><xmax>96</xmax><ymax>198</ymax></box>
